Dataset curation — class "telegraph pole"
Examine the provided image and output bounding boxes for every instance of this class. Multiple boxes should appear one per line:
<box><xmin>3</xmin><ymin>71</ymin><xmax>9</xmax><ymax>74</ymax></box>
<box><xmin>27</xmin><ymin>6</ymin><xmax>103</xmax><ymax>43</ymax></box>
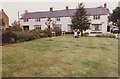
<box><xmin>18</xmin><ymin>11</ymin><xmax>20</xmax><ymax>22</ymax></box>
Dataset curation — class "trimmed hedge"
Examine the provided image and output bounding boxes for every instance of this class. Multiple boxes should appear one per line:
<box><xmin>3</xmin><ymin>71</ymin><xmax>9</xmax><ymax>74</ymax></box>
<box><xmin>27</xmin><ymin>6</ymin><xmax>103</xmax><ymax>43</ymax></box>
<box><xmin>95</xmin><ymin>33</ymin><xmax>116</xmax><ymax>38</ymax></box>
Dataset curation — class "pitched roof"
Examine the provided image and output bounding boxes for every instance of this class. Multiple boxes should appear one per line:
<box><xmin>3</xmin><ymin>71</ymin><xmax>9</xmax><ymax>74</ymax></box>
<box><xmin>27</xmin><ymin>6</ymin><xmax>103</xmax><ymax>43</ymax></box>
<box><xmin>21</xmin><ymin>7</ymin><xmax>109</xmax><ymax>19</ymax></box>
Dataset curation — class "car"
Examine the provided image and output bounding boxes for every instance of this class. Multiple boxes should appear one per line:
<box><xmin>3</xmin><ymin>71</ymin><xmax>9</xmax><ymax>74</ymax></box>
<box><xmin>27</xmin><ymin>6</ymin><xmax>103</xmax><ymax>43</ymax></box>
<box><xmin>112</xmin><ymin>28</ymin><xmax>120</xmax><ymax>34</ymax></box>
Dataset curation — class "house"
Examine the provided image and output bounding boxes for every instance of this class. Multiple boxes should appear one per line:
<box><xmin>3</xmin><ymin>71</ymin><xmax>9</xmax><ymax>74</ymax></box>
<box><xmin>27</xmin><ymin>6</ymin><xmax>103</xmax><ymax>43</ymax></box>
<box><xmin>0</xmin><ymin>9</ymin><xmax>9</xmax><ymax>29</ymax></box>
<box><xmin>118</xmin><ymin>1</ymin><xmax>120</xmax><ymax>7</ymax></box>
<box><xmin>20</xmin><ymin>3</ymin><xmax>109</xmax><ymax>33</ymax></box>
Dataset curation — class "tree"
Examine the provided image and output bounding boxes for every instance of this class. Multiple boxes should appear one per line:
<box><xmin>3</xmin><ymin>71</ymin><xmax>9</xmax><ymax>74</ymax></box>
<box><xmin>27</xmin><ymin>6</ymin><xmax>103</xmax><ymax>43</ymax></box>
<box><xmin>109</xmin><ymin>7</ymin><xmax>120</xmax><ymax>28</ymax></box>
<box><xmin>9</xmin><ymin>20</ymin><xmax>22</xmax><ymax>31</ymax></box>
<box><xmin>116</xmin><ymin>19</ymin><xmax>120</xmax><ymax>30</ymax></box>
<box><xmin>71</xmin><ymin>3</ymin><xmax>91</xmax><ymax>36</ymax></box>
<box><xmin>45</xmin><ymin>18</ymin><xmax>55</xmax><ymax>40</ymax></box>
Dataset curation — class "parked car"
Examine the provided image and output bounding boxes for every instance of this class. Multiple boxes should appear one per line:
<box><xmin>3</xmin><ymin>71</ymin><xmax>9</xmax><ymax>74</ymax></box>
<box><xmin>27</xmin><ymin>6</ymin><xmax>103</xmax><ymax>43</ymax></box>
<box><xmin>112</xmin><ymin>28</ymin><xmax>120</xmax><ymax>34</ymax></box>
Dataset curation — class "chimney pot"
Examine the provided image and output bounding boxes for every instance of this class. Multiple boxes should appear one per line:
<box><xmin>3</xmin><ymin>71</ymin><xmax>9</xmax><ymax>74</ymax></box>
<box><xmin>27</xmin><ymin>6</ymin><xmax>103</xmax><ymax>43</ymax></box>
<box><xmin>66</xmin><ymin>6</ymin><xmax>69</xmax><ymax>10</ymax></box>
<box><xmin>104</xmin><ymin>3</ymin><xmax>107</xmax><ymax>8</ymax></box>
<box><xmin>25</xmin><ymin>10</ymin><xmax>28</xmax><ymax>13</ymax></box>
<box><xmin>49</xmin><ymin>7</ymin><xmax>53</xmax><ymax>11</ymax></box>
<box><xmin>1</xmin><ymin>9</ymin><xmax>4</xmax><ymax>12</ymax></box>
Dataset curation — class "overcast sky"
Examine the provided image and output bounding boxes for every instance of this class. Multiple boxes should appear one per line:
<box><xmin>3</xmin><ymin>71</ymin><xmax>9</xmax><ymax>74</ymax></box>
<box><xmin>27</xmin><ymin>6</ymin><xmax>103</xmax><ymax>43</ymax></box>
<box><xmin>0</xmin><ymin>1</ymin><xmax>119</xmax><ymax>25</ymax></box>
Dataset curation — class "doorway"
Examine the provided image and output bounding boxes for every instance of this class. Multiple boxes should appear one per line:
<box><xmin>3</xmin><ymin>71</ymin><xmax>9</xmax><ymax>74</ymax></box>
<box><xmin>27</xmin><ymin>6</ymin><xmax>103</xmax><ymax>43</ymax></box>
<box><xmin>23</xmin><ymin>26</ymin><xmax>29</xmax><ymax>31</ymax></box>
<box><xmin>107</xmin><ymin>26</ymin><xmax>110</xmax><ymax>32</ymax></box>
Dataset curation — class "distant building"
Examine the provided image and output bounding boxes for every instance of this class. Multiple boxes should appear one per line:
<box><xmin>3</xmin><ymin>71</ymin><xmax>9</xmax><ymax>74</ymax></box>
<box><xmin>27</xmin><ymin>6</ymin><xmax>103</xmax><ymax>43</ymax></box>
<box><xmin>20</xmin><ymin>3</ymin><xmax>109</xmax><ymax>33</ymax></box>
<box><xmin>0</xmin><ymin>9</ymin><xmax>9</xmax><ymax>29</ymax></box>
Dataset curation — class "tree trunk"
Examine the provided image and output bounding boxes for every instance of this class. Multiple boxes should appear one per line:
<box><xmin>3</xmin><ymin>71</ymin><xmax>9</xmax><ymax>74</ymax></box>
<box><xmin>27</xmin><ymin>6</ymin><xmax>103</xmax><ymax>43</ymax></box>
<box><xmin>81</xmin><ymin>30</ymin><xmax>83</xmax><ymax>36</ymax></box>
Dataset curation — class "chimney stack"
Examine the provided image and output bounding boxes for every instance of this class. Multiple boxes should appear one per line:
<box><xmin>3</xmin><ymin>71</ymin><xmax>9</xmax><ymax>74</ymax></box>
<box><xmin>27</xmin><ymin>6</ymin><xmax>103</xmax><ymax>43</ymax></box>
<box><xmin>104</xmin><ymin>3</ymin><xmax>107</xmax><ymax>8</ymax></box>
<box><xmin>66</xmin><ymin>6</ymin><xmax>69</xmax><ymax>10</ymax></box>
<box><xmin>1</xmin><ymin>9</ymin><xmax>4</xmax><ymax>12</ymax></box>
<box><xmin>25</xmin><ymin>10</ymin><xmax>28</xmax><ymax>14</ymax></box>
<box><xmin>49</xmin><ymin>7</ymin><xmax>53</xmax><ymax>11</ymax></box>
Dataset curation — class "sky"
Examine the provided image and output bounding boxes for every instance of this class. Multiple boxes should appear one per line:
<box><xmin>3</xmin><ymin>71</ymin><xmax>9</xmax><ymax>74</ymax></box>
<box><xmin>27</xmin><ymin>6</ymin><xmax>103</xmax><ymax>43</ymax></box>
<box><xmin>0</xmin><ymin>0</ymin><xmax>119</xmax><ymax>25</ymax></box>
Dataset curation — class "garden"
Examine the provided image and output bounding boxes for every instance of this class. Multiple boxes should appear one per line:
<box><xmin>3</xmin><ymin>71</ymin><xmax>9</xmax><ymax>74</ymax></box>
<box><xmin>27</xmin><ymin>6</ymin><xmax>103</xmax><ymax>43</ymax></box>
<box><xmin>2</xmin><ymin>34</ymin><xmax>118</xmax><ymax>77</ymax></box>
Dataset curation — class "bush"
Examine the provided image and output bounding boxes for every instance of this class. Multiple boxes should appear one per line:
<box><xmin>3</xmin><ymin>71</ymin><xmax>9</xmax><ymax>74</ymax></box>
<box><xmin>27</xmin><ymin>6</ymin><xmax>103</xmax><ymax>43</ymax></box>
<box><xmin>65</xmin><ymin>31</ymin><xmax>74</xmax><ymax>34</ymax></box>
<box><xmin>1</xmin><ymin>30</ymin><xmax>17</xmax><ymax>44</ymax></box>
<box><xmin>6</xmin><ymin>26</ymin><xmax>22</xmax><ymax>32</ymax></box>
<box><xmin>44</xmin><ymin>28</ymin><xmax>52</xmax><ymax>37</ymax></box>
<box><xmin>53</xmin><ymin>27</ymin><xmax>62</xmax><ymax>36</ymax></box>
<box><xmin>95</xmin><ymin>33</ymin><xmax>116</xmax><ymax>38</ymax></box>
<box><xmin>28</xmin><ymin>29</ymin><xmax>47</xmax><ymax>39</ymax></box>
<box><xmin>14</xmin><ymin>31</ymin><xmax>34</xmax><ymax>42</ymax></box>
<box><xmin>83</xmin><ymin>32</ymin><xmax>89</xmax><ymax>37</ymax></box>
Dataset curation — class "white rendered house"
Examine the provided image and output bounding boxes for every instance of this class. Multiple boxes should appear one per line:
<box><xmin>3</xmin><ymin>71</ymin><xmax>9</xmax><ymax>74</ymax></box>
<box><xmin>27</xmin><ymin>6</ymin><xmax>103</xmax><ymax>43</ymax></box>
<box><xmin>20</xmin><ymin>4</ymin><xmax>109</xmax><ymax>33</ymax></box>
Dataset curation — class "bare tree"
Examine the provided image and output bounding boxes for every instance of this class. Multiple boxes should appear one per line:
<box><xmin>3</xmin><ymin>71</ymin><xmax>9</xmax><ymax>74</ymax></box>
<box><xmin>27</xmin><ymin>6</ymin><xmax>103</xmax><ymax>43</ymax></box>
<box><xmin>45</xmin><ymin>18</ymin><xmax>55</xmax><ymax>40</ymax></box>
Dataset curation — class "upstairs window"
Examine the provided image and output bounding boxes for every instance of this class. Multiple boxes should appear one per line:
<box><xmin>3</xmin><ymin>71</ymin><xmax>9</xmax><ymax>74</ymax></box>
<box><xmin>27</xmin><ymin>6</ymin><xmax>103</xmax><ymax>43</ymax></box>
<box><xmin>34</xmin><ymin>25</ymin><xmax>41</xmax><ymax>30</ymax></box>
<box><xmin>56</xmin><ymin>17</ymin><xmax>61</xmax><ymax>21</ymax></box>
<box><xmin>93</xmin><ymin>15</ymin><xmax>100</xmax><ymax>19</ymax></box>
<box><xmin>24</xmin><ymin>19</ymin><xmax>28</xmax><ymax>22</ymax></box>
<box><xmin>35</xmin><ymin>18</ymin><xmax>41</xmax><ymax>22</ymax></box>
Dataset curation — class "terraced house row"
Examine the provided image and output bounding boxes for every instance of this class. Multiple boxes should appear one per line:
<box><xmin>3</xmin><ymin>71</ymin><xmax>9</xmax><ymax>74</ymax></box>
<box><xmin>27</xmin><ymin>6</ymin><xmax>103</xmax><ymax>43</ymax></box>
<box><xmin>20</xmin><ymin>3</ymin><xmax>110</xmax><ymax>34</ymax></box>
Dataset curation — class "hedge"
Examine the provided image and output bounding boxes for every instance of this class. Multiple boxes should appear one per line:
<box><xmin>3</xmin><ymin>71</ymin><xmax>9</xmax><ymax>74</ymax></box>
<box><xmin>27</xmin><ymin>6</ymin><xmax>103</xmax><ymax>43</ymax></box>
<box><xmin>95</xmin><ymin>33</ymin><xmax>116</xmax><ymax>38</ymax></box>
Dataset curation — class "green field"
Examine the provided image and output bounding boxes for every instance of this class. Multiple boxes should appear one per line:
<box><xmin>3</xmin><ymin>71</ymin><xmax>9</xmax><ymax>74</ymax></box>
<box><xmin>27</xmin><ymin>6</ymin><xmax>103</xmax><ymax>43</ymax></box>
<box><xmin>2</xmin><ymin>35</ymin><xmax>118</xmax><ymax>77</ymax></box>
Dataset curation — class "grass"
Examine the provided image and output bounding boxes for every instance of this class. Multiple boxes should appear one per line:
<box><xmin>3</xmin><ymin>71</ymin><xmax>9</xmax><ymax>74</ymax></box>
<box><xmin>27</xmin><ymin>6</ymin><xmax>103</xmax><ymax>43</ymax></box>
<box><xmin>2</xmin><ymin>35</ymin><xmax>118</xmax><ymax>77</ymax></box>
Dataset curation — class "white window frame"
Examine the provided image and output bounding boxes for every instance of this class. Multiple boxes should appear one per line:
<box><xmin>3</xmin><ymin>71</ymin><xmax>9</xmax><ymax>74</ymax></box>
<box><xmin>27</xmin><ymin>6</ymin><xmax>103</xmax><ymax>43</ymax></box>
<box><xmin>35</xmin><ymin>18</ymin><xmax>41</xmax><ymax>22</ymax></box>
<box><xmin>93</xmin><ymin>15</ymin><xmax>100</xmax><ymax>20</ymax></box>
<box><xmin>24</xmin><ymin>19</ymin><xmax>29</xmax><ymax>22</ymax></box>
<box><xmin>56</xmin><ymin>17</ymin><xmax>61</xmax><ymax>21</ymax></box>
<box><xmin>34</xmin><ymin>25</ymin><xmax>41</xmax><ymax>30</ymax></box>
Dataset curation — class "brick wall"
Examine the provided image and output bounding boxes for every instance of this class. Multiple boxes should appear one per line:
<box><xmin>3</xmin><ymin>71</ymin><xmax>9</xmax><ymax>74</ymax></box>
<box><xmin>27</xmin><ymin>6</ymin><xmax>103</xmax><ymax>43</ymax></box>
<box><xmin>0</xmin><ymin>9</ymin><xmax>9</xmax><ymax>29</ymax></box>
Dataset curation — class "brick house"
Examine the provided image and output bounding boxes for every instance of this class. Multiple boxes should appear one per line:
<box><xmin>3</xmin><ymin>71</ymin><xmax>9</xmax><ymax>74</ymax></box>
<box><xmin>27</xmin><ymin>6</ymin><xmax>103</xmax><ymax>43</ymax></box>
<box><xmin>0</xmin><ymin>9</ymin><xmax>9</xmax><ymax>29</ymax></box>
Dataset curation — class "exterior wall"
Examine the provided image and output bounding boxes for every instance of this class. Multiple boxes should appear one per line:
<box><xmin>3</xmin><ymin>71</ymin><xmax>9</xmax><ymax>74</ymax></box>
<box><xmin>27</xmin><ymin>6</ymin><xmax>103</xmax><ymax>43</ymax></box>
<box><xmin>20</xmin><ymin>14</ymin><xmax>108</xmax><ymax>33</ymax></box>
<box><xmin>20</xmin><ymin>18</ymin><xmax>48</xmax><ymax>30</ymax></box>
<box><xmin>0</xmin><ymin>10</ymin><xmax>9</xmax><ymax>29</ymax></box>
<box><xmin>89</xmin><ymin>15</ymin><xmax>108</xmax><ymax>33</ymax></box>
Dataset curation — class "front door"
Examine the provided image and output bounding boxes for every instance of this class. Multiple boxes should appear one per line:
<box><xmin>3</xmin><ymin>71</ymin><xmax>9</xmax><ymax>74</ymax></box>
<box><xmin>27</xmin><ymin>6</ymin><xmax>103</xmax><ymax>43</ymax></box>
<box><xmin>107</xmin><ymin>26</ymin><xmax>110</xmax><ymax>32</ymax></box>
<box><xmin>23</xmin><ymin>26</ymin><xmax>29</xmax><ymax>31</ymax></box>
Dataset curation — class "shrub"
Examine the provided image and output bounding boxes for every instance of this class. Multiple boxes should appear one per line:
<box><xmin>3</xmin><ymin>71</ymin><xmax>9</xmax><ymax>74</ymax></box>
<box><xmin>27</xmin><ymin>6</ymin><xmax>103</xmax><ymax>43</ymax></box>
<box><xmin>83</xmin><ymin>32</ymin><xmax>89</xmax><ymax>37</ymax></box>
<box><xmin>1</xmin><ymin>30</ymin><xmax>17</xmax><ymax>44</ymax></box>
<box><xmin>14</xmin><ymin>31</ymin><xmax>34</xmax><ymax>42</ymax></box>
<box><xmin>65</xmin><ymin>31</ymin><xmax>74</xmax><ymax>34</ymax></box>
<box><xmin>95</xmin><ymin>33</ymin><xmax>116</xmax><ymax>38</ymax></box>
<box><xmin>6</xmin><ymin>26</ymin><xmax>22</xmax><ymax>32</ymax></box>
<box><xmin>53</xmin><ymin>27</ymin><xmax>62</xmax><ymax>36</ymax></box>
<box><xmin>44</xmin><ymin>28</ymin><xmax>52</xmax><ymax>37</ymax></box>
<box><xmin>28</xmin><ymin>29</ymin><xmax>47</xmax><ymax>39</ymax></box>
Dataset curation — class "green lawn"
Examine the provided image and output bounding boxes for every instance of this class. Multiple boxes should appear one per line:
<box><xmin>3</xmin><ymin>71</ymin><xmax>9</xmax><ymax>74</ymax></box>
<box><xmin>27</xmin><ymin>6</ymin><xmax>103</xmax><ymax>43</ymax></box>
<box><xmin>2</xmin><ymin>35</ymin><xmax>118</xmax><ymax>77</ymax></box>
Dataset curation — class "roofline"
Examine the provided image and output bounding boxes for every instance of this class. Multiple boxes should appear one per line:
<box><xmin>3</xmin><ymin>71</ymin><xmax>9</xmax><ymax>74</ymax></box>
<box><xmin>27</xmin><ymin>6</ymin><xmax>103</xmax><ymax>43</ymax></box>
<box><xmin>23</xmin><ymin>7</ymin><xmax>105</xmax><ymax>14</ymax></box>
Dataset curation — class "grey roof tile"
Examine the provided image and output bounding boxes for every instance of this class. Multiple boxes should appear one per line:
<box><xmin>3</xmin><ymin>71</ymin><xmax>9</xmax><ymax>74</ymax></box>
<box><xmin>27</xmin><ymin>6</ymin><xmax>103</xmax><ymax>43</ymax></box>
<box><xmin>21</xmin><ymin>7</ymin><xmax>109</xmax><ymax>19</ymax></box>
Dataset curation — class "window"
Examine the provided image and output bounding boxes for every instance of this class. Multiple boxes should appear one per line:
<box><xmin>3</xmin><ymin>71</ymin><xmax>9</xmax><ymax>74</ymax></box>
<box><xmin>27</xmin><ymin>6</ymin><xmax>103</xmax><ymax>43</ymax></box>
<box><xmin>34</xmin><ymin>25</ymin><xmax>41</xmax><ymax>30</ymax></box>
<box><xmin>67</xmin><ymin>24</ymin><xmax>72</xmax><ymax>31</ymax></box>
<box><xmin>93</xmin><ymin>15</ymin><xmax>100</xmax><ymax>19</ymax></box>
<box><xmin>55</xmin><ymin>24</ymin><xmax>61</xmax><ymax>27</ymax></box>
<box><xmin>92</xmin><ymin>24</ymin><xmax>101</xmax><ymax>31</ymax></box>
<box><xmin>24</xmin><ymin>19</ymin><xmax>28</xmax><ymax>22</ymax></box>
<box><xmin>56</xmin><ymin>17</ymin><xmax>61</xmax><ymax>21</ymax></box>
<box><xmin>35</xmin><ymin>18</ymin><xmax>41</xmax><ymax>22</ymax></box>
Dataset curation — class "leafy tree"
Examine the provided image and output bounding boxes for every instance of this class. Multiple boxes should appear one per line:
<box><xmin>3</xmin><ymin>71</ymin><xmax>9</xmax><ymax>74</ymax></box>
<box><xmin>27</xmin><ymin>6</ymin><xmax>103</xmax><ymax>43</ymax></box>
<box><xmin>71</xmin><ymin>3</ymin><xmax>91</xmax><ymax>36</ymax></box>
<box><xmin>109</xmin><ymin>7</ymin><xmax>120</xmax><ymax>29</ymax></box>
<box><xmin>116</xmin><ymin>19</ymin><xmax>120</xmax><ymax>30</ymax></box>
